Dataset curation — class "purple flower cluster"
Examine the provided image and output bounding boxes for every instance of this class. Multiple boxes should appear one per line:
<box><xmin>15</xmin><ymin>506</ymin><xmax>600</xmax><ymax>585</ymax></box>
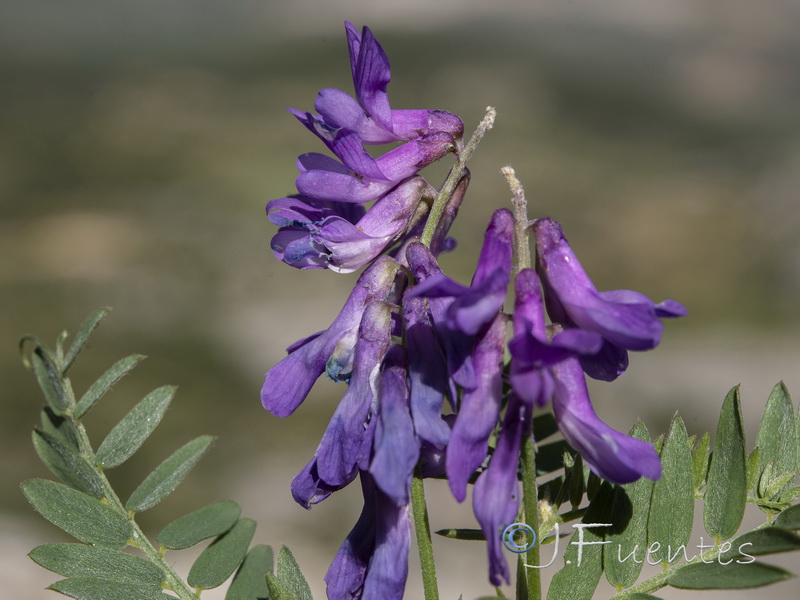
<box><xmin>261</xmin><ymin>22</ymin><xmax>686</xmax><ymax>599</ymax></box>
<box><xmin>267</xmin><ymin>21</ymin><xmax>463</xmax><ymax>273</ymax></box>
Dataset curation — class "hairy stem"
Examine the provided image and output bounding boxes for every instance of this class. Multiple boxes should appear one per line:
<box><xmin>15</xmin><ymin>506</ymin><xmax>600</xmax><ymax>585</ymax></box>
<box><xmin>502</xmin><ymin>165</ymin><xmax>531</xmax><ymax>274</ymax></box>
<box><xmin>420</xmin><ymin>107</ymin><xmax>496</xmax><ymax>247</ymax></box>
<box><xmin>411</xmin><ymin>474</ymin><xmax>440</xmax><ymax>600</ymax></box>
<box><xmin>521</xmin><ymin>437</ymin><xmax>542</xmax><ymax>600</ymax></box>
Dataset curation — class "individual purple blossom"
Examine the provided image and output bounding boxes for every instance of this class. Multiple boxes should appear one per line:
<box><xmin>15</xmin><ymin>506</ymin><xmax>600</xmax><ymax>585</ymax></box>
<box><xmin>551</xmin><ymin>352</ymin><xmax>662</xmax><ymax>483</ymax></box>
<box><xmin>268</xmin><ymin>177</ymin><xmax>433</xmax><ymax>273</ymax></box>
<box><xmin>294</xmin><ymin>131</ymin><xmax>455</xmax><ymax>204</ymax></box>
<box><xmin>325</xmin><ymin>472</ymin><xmax>410</xmax><ymax>600</ymax></box>
<box><xmin>291</xmin><ymin>300</ymin><xmax>394</xmax><ymax>508</ymax></box>
<box><xmin>508</xmin><ymin>268</ymin><xmax>602</xmax><ymax>407</ymax></box>
<box><xmin>534</xmin><ymin>217</ymin><xmax>687</xmax><ymax>381</ymax></box>
<box><xmin>401</xmin><ymin>294</ymin><xmax>452</xmax><ymax>449</ymax></box>
<box><xmin>297</xmin><ymin>21</ymin><xmax>463</xmax><ymax>147</ymax></box>
<box><xmin>472</xmin><ymin>394</ymin><xmax>530</xmax><ymax>586</ymax></box>
<box><xmin>408</xmin><ymin>208</ymin><xmax>514</xmax><ymax>336</ymax></box>
<box><xmin>445</xmin><ymin>312</ymin><xmax>507</xmax><ymax>502</ymax></box>
<box><xmin>260</xmin><ymin>256</ymin><xmax>398</xmax><ymax>418</ymax></box>
<box><xmin>370</xmin><ymin>345</ymin><xmax>420</xmax><ymax>505</ymax></box>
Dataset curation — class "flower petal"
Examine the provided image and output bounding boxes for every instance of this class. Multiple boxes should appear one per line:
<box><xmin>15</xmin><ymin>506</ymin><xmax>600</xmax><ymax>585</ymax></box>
<box><xmin>551</xmin><ymin>356</ymin><xmax>661</xmax><ymax>484</ymax></box>
<box><xmin>446</xmin><ymin>313</ymin><xmax>507</xmax><ymax>501</ymax></box>
<box><xmin>370</xmin><ymin>345</ymin><xmax>419</xmax><ymax>505</ymax></box>
<box><xmin>473</xmin><ymin>394</ymin><xmax>529</xmax><ymax>585</ymax></box>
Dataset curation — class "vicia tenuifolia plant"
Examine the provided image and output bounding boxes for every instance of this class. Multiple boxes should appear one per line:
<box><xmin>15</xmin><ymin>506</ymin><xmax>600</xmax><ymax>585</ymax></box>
<box><xmin>20</xmin><ymin>20</ymin><xmax>800</xmax><ymax>600</ymax></box>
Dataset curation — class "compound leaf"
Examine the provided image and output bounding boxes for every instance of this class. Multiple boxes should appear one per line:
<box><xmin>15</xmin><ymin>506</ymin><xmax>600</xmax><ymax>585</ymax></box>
<box><xmin>74</xmin><ymin>354</ymin><xmax>146</xmax><ymax>419</ymax></box>
<box><xmin>226</xmin><ymin>545</ymin><xmax>274</xmax><ymax>600</ymax></box>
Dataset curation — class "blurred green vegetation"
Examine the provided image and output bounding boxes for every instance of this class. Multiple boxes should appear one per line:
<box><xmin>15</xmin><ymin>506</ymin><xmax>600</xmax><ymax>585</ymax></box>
<box><xmin>3</xmin><ymin>6</ymin><xmax>800</xmax><ymax>535</ymax></box>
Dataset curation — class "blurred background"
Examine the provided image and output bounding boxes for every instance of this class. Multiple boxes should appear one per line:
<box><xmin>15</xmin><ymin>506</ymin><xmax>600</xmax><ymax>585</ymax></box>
<box><xmin>2</xmin><ymin>1</ymin><xmax>799</xmax><ymax>598</ymax></box>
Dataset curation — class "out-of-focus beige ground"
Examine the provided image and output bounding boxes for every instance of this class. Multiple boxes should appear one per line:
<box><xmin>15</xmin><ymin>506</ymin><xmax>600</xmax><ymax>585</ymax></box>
<box><xmin>3</xmin><ymin>1</ymin><xmax>800</xmax><ymax>598</ymax></box>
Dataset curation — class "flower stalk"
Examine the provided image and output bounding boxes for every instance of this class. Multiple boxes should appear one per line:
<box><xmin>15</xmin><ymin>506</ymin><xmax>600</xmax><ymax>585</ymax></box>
<box><xmin>411</xmin><ymin>473</ymin><xmax>440</xmax><ymax>600</ymax></box>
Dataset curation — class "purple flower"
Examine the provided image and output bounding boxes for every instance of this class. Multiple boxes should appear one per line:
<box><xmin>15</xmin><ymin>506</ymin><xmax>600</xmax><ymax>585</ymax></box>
<box><xmin>260</xmin><ymin>256</ymin><xmax>398</xmax><ymax>418</ymax></box>
<box><xmin>551</xmin><ymin>353</ymin><xmax>662</xmax><ymax>483</ymax></box>
<box><xmin>472</xmin><ymin>394</ymin><xmax>530</xmax><ymax>585</ymax></box>
<box><xmin>298</xmin><ymin>21</ymin><xmax>463</xmax><ymax>147</ymax></box>
<box><xmin>325</xmin><ymin>472</ymin><xmax>410</xmax><ymax>600</ymax></box>
<box><xmin>408</xmin><ymin>208</ymin><xmax>514</xmax><ymax>336</ymax></box>
<box><xmin>402</xmin><ymin>294</ymin><xmax>452</xmax><ymax>449</ymax></box>
<box><xmin>294</xmin><ymin>131</ymin><xmax>455</xmax><ymax>204</ymax></box>
<box><xmin>508</xmin><ymin>269</ymin><xmax>602</xmax><ymax>407</ymax></box>
<box><xmin>445</xmin><ymin>312</ymin><xmax>507</xmax><ymax>502</ymax></box>
<box><xmin>534</xmin><ymin>217</ymin><xmax>687</xmax><ymax>381</ymax></box>
<box><xmin>268</xmin><ymin>177</ymin><xmax>433</xmax><ymax>273</ymax></box>
<box><xmin>370</xmin><ymin>345</ymin><xmax>420</xmax><ymax>506</ymax></box>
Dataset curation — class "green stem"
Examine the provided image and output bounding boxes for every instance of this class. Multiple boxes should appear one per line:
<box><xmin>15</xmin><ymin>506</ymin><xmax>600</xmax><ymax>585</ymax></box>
<box><xmin>521</xmin><ymin>437</ymin><xmax>542</xmax><ymax>600</ymax></box>
<box><xmin>411</xmin><ymin>474</ymin><xmax>440</xmax><ymax>600</ymax></box>
<box><xmin>420</xmin><ymin>107</ymin><xmax>496</xmax><ymax>247</ymax></box>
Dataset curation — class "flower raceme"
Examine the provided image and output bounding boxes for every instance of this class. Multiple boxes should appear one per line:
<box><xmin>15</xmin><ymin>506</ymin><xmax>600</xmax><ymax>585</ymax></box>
<box><xmin>260</xmin><ymin>20</ymin><xmax>686</xmax><ymax>600</ymax></box>
<box><xmin>267</xmin><ymin>21</ymin><xmax>464</xmax><ymax>274</ymax></box>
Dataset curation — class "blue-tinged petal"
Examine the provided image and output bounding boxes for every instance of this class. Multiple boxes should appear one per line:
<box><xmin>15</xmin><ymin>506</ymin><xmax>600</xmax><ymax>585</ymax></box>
<box><xmin>370</xmin><ymin>345</ymin><xmax>419</xmax><ymax>505</ymax></box>
<box><xmin>403</xmin><ymin>295</ymin><xmax>451</xmax><ymax>447</ymax></box>
<box><xmin>579</xmin><ymin>340</ymin><xmax>629</xmax><ymax>382</ymax></box>
<box><xmin>406</xmin><ymin>242</ymin><xmax>476</xmax><ymax>390</ymax></box>
<box><xmin>291</xmin><ymin>459</ymin><xmax>355</xmax><ymax>509</ymax></box>
<box><xmin>325</xmin><ymin>472</ymin><xmax>377</xmax><ymax>599</ymax></box>
<box><xmin>473</xmin><ymin>394</ymin><xmax>530</xmax><ymax>585</ymax></box>
<box><xmin>446</xmin><ymin>312</ymin><xmax>507</xmax><ymax>501</ymax></box>
<box><xmin>270</xmin><ymin>228</ymin><xmax>328</xmax><ymax>269</ymax></box>
<box><xmin>551</xmin><ymin>356</ymin><xmax>661</xmax><ymax>484</ymax></box>
<box><xmin>362</xmin><ymin>488</ymin><xmax>411</xmax><ymax>600</ymax></box>
<box><xmin>316</xmin><ymin>302</ymin><xmax>394</xmax><ymax>487</ymax></box>
<box><xmin>261</xmin><ymin>257</ymin><xmax>399</xmax><ymax>417</ymax></box>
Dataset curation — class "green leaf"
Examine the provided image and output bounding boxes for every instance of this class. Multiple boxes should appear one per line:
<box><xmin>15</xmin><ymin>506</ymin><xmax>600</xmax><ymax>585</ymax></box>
<box><xmin>21</xmin><ymin>479</ymin><xmax>132</xmax><ymax>548</ymax></box>
<box><xmin>625</xmin><ymin>595</ymin><xmax>664</xmax><ymax>600</ymax></box>
<box><xmin>74</xmin><ymin>354</ymin><xmax>146</xmax><ymax>419</ymax></box>
<box><xmin>277</xmin><ymin>545</ymin><xmax>313</xmax><ymax>600</ymax></box>
<box><xmin>705</xmin><ymin>387</ymin><xmax>747</xmax><ymax>540</ymax></box>
<box><xmin>96</xmin><ymin>385</ymin><xmax>175</xmax><ymax>468</ymax></box>
<box><xmin>605</xmin><ymin>421</ymin><xmax>656</xmax><ymax>587</ymax></box>
<box><xmin>567</xmin><ymin>452</ymin><xmax>585</xmax><ymax>510</ymax></box>
<box><xmin>756</xmin><ymin>382</ymin><xmax>795</xmax><ymax>487</ymax></box>
<box><xmin>187</xmin><ymin>518</ymin><xmax>256</xmax><ymax>589</ymax></box>
<box><xmin>29</xmin><ymin>543</ymin><xmax>164</xmax><ymax>587</ymax></box>
<box><xmin>532</xmin><ymin>413</ymin><xmax>558</xmax><ymax>441</ymax></box>
<box><xmin>547</xmin><ymin>482</ymin><xmax>614</xmax><ymax>600</ymax></box>
<box><xmin>586</xmin><ymin>470</ymin><xmax>601</xmax><ymax>502</ymax></box>
<box><xmin>691</xmin><ymin>432</ymin><xmax>710</xmax><ymax>493</ymax></box>
<box><xmin>31</xmin><ymin>348</ymin><xmax>72</xmax><ymax>414</ymax></box>
<box><xmin>647</xmin><ymin>414</ymin><xmax>693</xmax><ymax>563</ymax></box>
<box><xmin>40</xmin><ymin>406</ymin><xmax>80</xmax><ymax>450</ymax></box>
<box><xmin>667</xmin><ymin>560</ymin><xmax>792</xmax><ymax>589</ymax></box>
<box><xmin>32</xmin><ymin>429</ymin><xmax>104</xmax><ymax>498</ymax></box>
<box><xmin>746</xmin><ymin>447</ymin><xmax>761</xmax><ymax>494</ymax></box>
<box><xmin>63</xmin><ymin>307</ymin><xmax>111</xmax><ymax>374</ymax></box>
<box><xmin>265</xmin><ymin>572</ymin><xmax>297</xmax><ymax>600</ymax></box>
<box><xmin>720</xmin><ymin>527</ymin><xmax>800</xmax><ymax>560</ymax></box>
<box><xmin>49</xmin><ymin>578</ymin><xmax>172</xmax><ymax>600</ymax></box>
<box><xmin>156</xmin><ymin>500</ymin><xmax>241</xmax><ymax>550</ymax></box>
<box><xmin>434</xmin><ymin>528</ymin><xmax>485</xmax><ymax>541</ymax></box>
<box><xmin>775</xmin><ymin>504</ymin><xmax>800</xmax><ymax>530</ymax></box>
<box><xmin>226</xmin><ymin>545</ymin><xmax>274</xmax><ymax>600</ymax></box>
<box><xmin>125</xmin><ymin>435</ymin><xmax>214</xmax><ymax>512</ymax></box>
